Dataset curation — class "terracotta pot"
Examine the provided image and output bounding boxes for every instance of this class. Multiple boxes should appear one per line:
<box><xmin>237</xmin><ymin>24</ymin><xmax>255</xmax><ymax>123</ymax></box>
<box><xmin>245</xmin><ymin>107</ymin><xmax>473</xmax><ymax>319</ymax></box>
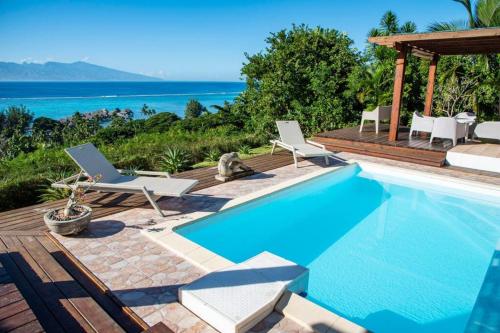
<box><xmin>43</xmin><ymin>205</ymin><xmax>92</xmax><ymax>236</ymax></box>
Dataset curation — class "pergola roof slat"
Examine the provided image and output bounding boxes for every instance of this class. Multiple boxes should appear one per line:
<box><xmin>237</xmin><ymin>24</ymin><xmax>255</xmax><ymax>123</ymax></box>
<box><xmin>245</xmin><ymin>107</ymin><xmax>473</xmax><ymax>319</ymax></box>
<box><xmin>369</xmin><ymin>28</ymin><xmax>500</xmax><ymax>58</ymax></box>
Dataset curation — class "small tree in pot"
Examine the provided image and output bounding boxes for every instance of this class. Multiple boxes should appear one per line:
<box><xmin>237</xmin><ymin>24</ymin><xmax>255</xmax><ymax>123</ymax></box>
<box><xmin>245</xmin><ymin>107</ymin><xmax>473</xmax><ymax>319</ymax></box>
<box><xmin>43</xmin><ymin>173</ymin><xmax>101</xmax><ymax>235</ymax></box>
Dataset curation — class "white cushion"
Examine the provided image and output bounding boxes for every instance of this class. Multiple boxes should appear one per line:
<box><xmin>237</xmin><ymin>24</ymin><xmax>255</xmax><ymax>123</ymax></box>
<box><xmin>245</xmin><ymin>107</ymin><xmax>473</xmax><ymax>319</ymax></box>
<box><xmin>293</xmin><ymin>144</ymin><xmax>334</xmax><ymax>157</ymax></box>
<box><xmin>110</xmin><ymin>176</ymin><xmax>198</xmax><ymax>197</ymax></box>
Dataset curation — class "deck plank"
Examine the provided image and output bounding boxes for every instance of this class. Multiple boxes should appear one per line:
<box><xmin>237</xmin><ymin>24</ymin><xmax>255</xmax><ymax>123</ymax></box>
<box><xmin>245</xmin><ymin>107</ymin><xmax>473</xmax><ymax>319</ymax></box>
<box><xmin>315</xmin><ymin>125</ymin><xmax>451</xmax><ymax>166</ymax></box>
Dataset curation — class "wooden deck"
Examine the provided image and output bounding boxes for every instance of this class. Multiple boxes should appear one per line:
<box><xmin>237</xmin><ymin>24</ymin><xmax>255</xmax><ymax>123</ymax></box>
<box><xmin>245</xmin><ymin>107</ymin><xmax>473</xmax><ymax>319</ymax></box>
<box><xmin>314</xmin><ymin>124</ymin><xmax>456</xmax><ymax>167</ymax></box>
<box><xmin>0</xmin><ymin>152</ymin><xmax>295</xmax><ymax>332</ymax></box>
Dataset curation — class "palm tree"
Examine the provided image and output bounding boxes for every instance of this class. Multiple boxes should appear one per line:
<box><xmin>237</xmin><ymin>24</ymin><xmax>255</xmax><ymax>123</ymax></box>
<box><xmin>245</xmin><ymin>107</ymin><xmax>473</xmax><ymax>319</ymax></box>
<box><xmin>428</xmin><ymin>0</ymin><xmax>500</xmax><ymax>31</ymax></box>
<box><xmin>369</xmin><ymin>11</ymin><xmax>417</xmax><ymax>37</ymax></box>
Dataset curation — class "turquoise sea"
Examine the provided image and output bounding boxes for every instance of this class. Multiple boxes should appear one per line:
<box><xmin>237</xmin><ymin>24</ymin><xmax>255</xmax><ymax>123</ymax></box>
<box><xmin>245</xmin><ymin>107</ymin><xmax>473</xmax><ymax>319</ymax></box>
<box><xmin>0</xmin><ymin>81</ymin><xmax>245</xmax><ymax>120</ymax></box>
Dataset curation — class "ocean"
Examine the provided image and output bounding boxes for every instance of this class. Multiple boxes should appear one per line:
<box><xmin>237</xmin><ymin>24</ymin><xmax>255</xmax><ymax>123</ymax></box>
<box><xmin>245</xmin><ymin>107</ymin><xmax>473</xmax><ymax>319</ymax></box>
<box><xmin>0</xmin><ymin>81</ymin><xmax>245</xmax><ymax>120</ymax></box>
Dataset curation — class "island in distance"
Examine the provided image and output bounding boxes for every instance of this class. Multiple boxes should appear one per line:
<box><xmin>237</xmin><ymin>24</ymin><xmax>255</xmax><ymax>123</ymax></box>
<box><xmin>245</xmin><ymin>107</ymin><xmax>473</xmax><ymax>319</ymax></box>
<box><xmin>0</xmin><ymin>61</ymin><xmax>161</xmax><ymax>81</ymax></box>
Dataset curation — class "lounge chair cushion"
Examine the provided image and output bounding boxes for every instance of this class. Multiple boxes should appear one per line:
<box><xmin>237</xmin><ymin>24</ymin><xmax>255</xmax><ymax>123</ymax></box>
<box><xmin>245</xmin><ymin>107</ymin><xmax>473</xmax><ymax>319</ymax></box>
<box><xmin>179</xmin><ymin>252</ymin><xmax>308</xmax><ymax>333</ymax></box>
<box><xmin>291</xmin><ymin>144</ymin><xmax>334</xmax><ymax>157</ymax></box>
<box><xmin>110</xmin><ymin>176</ymin><xmax>198</xmax><ymax>197</ymax></box>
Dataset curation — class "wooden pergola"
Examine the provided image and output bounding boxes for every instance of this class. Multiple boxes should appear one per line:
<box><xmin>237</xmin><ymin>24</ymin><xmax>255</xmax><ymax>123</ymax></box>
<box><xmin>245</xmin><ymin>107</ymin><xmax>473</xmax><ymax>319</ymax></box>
<box><xmin>368</xmin><ymin>28</ymin><xmax>500</xmax><ymax>141</ymax></box>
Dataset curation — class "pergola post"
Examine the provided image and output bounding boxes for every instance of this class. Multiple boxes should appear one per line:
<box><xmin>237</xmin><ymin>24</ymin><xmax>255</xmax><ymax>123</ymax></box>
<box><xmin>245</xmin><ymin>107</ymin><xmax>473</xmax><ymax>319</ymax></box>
<box><xmin>424</xmin><ymin>55</ymin><xmax>439</xmax><ymax>116</ymax></box>
<box><xmin>389</xmin><ymin>43</ymin><xmax>407</xmax><ymax>141</ymax></box>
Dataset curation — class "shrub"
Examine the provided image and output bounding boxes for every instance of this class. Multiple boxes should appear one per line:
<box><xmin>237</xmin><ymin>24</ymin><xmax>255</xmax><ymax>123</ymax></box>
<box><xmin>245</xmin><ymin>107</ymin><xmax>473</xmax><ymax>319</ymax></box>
<box><xmin>184</xmin><ymin>100</ymin><xmax>208</xmax><ymax>119</ymax></box>
<box><xmin>238</xmin><ymin>145</ymin><xmax>251</xmax><ymax>155</ymax></box>
<box><xmin>143</xmin><ymin>112</ymin><xmax>180</xmax><ymax>132</ymax></box>
<box><xmin>160</xmin><ymin>147</ymin><xmax>191</xmax><ymax>174</ymax></box>
<box><xmin>38</xmin><ymin>176</ymin><xmax>71</xmax><ymax>203</ymax></box>
<box><xmin>0</xmin><ymin>176</ymin><xmax>49</xmax><ymax>211</ymax></box>
<box><xmin>204</xmin><ymin>148</ymin><xmax>221</xmax><ymax>162</ymax></box>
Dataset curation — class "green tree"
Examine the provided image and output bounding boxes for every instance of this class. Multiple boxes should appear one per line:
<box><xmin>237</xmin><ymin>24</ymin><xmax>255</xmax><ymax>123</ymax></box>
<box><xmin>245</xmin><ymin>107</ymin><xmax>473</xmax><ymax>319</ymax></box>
<box><xmin>140</xmin><ymin>104</ymin><xmax>157</xmax><ymax>118</ymax></box>
<box><xmin>143</xmin><ymin>112</ymin><xmax>180</xmax><ymax>132</ymax></box>
<box><xmin>184</xmin><ymin>100</ymin><xmax>208</xmax><ymax>119</ymax></box>
<box><xmin>0</xmin><ymin>105</ymin><xmax>33</xmax><ymax>138</ymax></box>
<box><xmin>355</xmin><ymin>12</ymin><xmax>425</xmax><ymax>124</ymax></box>
<box><xmin>429</xmin><ymin>0</ymin><xmax>500</xmax><ymax>31</ymax></box>
<box><xmin>61</xmin><ymin>112</ymin><xmax>100</xmax><ymax>145</ymax></box>
<box><xmin>32</xmin><ymin>117</ymin><xmax>63</xmax><ymax>145</ymax></box>
<box><xmin>233</xmin><ymin>24</ymin><xmax>361</xmax><ymax>137</ymax></box>
<box><xmin>0</xmin><ymin>106</ymin><xmax>35</xmax><ymax>159</ymax></box>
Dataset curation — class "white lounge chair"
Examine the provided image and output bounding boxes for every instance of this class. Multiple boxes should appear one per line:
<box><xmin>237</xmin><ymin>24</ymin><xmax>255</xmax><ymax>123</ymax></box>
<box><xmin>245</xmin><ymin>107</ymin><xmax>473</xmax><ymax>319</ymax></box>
<box><xmin>473</xmin><ymin>122</ymin><xmax>500</xmax><ymax>141</ymax></box>
<box><xmin>179</xmin><ymin>252</ymin><xmax>308</xmax><ymax>333</ymax></box>
<box><xmin>270</xmin><ymin>120</ymin><xmax>335</xmax><ymax>168</ymax></box>
<box><xmin>359</xmin><ymin>105</ymin><xmax>392</xmax><ymax>133</ymax></box>
<box><xmin>430</xmin><ymin>117</ymin><xmax>468</xmax><ymax>146</ymax></box>
<box><xmin>409</xmin><ymin>111</ymin><xmax>435</xmax><ymax>138</ymax></box>
<box><xmin>54</xmin><ymin>143</ymin><xmax>198</xmax><ymax>217</ymax></box>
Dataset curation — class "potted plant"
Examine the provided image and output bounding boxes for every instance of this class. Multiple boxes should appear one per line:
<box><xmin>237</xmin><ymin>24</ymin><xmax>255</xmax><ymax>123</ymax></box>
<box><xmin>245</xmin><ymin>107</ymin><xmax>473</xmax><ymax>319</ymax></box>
<box><xmin>43</xmin><ymin>174</ymin><xmax>101</xmax><ymax>235</ymax></box>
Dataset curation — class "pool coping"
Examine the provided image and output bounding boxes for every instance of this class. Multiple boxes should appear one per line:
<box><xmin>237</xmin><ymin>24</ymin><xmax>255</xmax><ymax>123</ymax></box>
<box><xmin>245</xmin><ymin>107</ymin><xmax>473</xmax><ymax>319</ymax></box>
<box><xmin>142</xmin><ymin>160</ymin><xmax>500</xmax><ymax>333</ymax></box>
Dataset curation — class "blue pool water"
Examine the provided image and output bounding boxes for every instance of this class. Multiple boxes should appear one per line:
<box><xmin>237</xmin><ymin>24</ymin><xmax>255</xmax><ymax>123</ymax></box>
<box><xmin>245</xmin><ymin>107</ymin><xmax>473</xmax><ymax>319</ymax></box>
<box><xmin>0</xmin><ymin>81</ymin><xmax>244</xmax><ymax>119</ymax></box>
<box><xmin>176</xmin><ymin>165</ymin><xmax>500</xmax><ymax>333</ymax></box>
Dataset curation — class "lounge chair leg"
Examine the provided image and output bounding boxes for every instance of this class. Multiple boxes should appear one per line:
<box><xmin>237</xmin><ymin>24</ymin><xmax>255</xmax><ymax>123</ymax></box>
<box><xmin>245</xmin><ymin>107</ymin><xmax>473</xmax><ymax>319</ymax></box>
<box><xmin>271</xmin><ymin>141</ymin><xmax>277</xmax><ymax>155</ymax></box>
<box><xmin>324</xmin><ymin>156</ymin><xmax>330</xmax><ymax>165</ymax></box>
<box><xmin>292</xmin><ymin>151</ymin><xmax>298</xmax><ymax>168</ymax></box>
<box><xmin>359</xmin><ymin>120</ymin><xmax>364</xmax><ymax>132</ymax></box>
<box><xmin>375</xmin><ymin>121</ymin><xmax>379</xmax><ymax>134</ymax></box>
<box><xmin>141</xmin><ymin>187</ymin><xmax>165</xmax><ymax>217</ymax></box>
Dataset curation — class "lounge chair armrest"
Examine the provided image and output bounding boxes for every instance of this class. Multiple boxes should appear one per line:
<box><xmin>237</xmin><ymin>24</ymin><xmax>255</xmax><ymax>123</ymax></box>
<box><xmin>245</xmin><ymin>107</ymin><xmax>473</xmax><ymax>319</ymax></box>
<box><xmin>270</xmin><ymin>140</ymin><xmax>296</xmax><ymax>151</ymax></box>
<box><xmin>76</xmin><ymin>181</ymin><xmax>145</xmax><ymax>191</ymax></box>
<box><xmin>51</xmin><ymin>173</ymin><xmax>82</xmax><ymax>189</ymax></box>
<box><xmin>117</xmin><ymin>169</ymin><xmax>171</xmax><ymax>178</ymax></box>
<box><xmin>306</xmin><ymin>140</ymin><xmax>326</xmax><ymax>149</ymax></box>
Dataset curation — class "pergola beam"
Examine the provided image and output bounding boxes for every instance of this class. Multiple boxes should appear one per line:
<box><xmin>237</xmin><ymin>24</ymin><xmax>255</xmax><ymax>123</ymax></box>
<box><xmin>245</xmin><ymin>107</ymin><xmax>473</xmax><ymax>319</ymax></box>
<box><xmin>389</xmin><ymin>44</ymin><xmax>407</xmax><ymax>141</ymax></box>
<box><xmin>424</xmin><ymin>55</ymin><xmax>439</xmax><ymax>116</ymax></box>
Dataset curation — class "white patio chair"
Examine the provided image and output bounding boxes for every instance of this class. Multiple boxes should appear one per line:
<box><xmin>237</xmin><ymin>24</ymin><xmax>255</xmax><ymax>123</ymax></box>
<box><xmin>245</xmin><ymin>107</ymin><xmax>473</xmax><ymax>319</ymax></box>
<box><xmin>53</xmin><ymin>143</ymin><xmax>198</xmax><ymax>217</ymax></box>
<box><xmin>455</xmin><ymin>112</ymin><xmax>477</xmax><ymax>138</ymax></box>
<box><xmin>473</xmin><ymin>122</ymin><xmax>500</xmax><ymax>141</ymax></box>
<box><xmin>359</xmin><ymin>105</ymin><xmax>392</xmax><ymax>133</ymax></box>
<box><xmin>430</xmin><ymin>117</ymin><xmax>468</xmax><ymax>146</ymax></box>
<box><xmin>409</xmin><ymin>111</ymin><xmax>435</xmax><ymax>138</ymax></box>
<box><xmin>270</xmin><ymin>120</ymin><xmax>335</xmax><ymax>168</ymax></box>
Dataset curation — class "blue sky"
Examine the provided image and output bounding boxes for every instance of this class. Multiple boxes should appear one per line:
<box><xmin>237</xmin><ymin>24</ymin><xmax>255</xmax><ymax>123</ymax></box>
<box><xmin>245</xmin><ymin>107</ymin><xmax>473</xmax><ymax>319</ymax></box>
<box><xmin>0</xmin><ymin>0</ymin><xmax>465</xmax><ymax>81</ymax></box>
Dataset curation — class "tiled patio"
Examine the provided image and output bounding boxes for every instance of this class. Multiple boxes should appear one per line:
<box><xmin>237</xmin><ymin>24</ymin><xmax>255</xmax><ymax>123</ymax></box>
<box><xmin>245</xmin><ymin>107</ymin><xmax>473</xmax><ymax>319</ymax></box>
<box><xmin>52</xmin><ymin>153</ymin><xmax>500</xmax><ymax>333</ymax></box>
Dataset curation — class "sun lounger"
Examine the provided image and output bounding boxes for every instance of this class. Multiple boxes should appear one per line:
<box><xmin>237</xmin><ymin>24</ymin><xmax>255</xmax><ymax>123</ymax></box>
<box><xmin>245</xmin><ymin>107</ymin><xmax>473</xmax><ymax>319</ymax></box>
<box><xmin>179</xmin><ymin>252</ymin><xmax>308</xmax><ymax>333</ymax></box>
<box><xmin>53</xmin><ymin>143</ymin><xmax>198</xmax><ymax>217</ymax></box>
<box><xmin>270</xmin><ymin>120</ymin><xmax>335</xmax><ymax>168</ymax></box>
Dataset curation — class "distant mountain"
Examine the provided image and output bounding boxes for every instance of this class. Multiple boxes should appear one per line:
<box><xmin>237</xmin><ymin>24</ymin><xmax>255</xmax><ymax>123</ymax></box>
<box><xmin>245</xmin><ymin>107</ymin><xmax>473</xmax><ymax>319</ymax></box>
<box><xmin>0</xmin><ymin>61</ymin><xmax>161</xmax><ymax>81</ymax></box>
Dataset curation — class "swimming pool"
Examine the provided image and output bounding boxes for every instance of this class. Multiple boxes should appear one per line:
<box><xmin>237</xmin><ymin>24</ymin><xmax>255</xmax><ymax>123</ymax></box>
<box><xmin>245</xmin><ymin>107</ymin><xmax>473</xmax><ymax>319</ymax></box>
<box><xmin>176</xmin><ymin>163</ymin><xmax>500</xmax><ymax>333</ymax></box>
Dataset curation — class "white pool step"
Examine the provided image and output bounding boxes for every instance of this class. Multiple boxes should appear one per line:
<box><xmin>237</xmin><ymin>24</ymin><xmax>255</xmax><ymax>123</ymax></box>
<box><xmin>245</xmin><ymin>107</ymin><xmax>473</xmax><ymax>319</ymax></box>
<box><xmin>179</xmin><ymin>251</ymin><xmax>309</xmax><ymax>333</ymax></box>
<box><xmin>446</xmin><ymin>144</ymin><xmax>500</xmax><ymax>173</ymax></box>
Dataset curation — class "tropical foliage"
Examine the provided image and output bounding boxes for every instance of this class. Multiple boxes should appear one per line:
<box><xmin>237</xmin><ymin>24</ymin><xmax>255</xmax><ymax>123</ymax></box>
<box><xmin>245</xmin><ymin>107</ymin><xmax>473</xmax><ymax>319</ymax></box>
<box><xmin>233</xmin><ymin>24</ymin><xmax>361</xmax><ymax>137</ymax></box>
<box><xmin>429</xmin><ymin>0</ymin><xmax>500</xmax><ymax>31</ymax></box>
